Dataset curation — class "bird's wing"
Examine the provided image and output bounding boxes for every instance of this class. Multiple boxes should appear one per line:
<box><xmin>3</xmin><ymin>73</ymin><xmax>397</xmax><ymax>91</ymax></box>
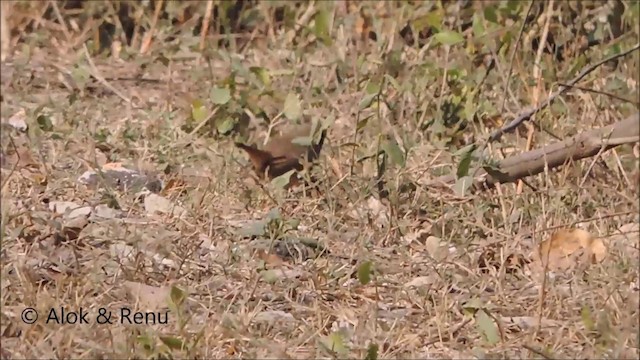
<box><xmin>235</xmin><ymin>142</ymin><xmax>273</xmax><ymax>174</ymax></box>
<box><xmin>267</xmin><ymin>155</ymin><xmax>304</xmax><ymax>178</ymax></box>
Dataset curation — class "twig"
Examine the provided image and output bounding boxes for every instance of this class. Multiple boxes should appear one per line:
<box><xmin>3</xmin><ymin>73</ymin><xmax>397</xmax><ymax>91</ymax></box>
<box><xmin>82</xmin><ymin>44</ymin><xmax>136</xmax><ymax>107</ymax></box>
<box><xmin>424</xmin><ymin>318</ymin><xmax>472</xmax><ymax>346</ymax></box>
<box><xmin>557</xmin><ymin>82</ymin><xmax>639</xmax><ymax>105</ymax></box>
<box><xmin>599</xmin><ymin>136</ymin><xmax>640</xmax><ymax>146</ymax></box>
<box><xmin>188</xmin><ymin>107</ymin><xmax>219</xmax><ymax>136</ymax></box>
<box><xmin>0</xmin><ymin>2</ymin><xmax>9</xmax><ymax>61</ymax></box>
<box><xmin>578</xmin><ymin>129</ymin><xmax>612</xmax><ymax>188</ymax></box>
<box><xmin>200</xmin><ymin>0</ymin><xmax>214</xmax><ymax>52</ymax></box>
<box><xmin>140</xmin><ymin>0</ymin><xmax>163</xmax><ymax>54</ymax></box>
<box><xmin>49</xmin><ymin>1</ymin><xmax>72</xmax><ymax>44</ymax></box>
<box><xmin>488</xmin><ymin>42</ymin><xmax>640</xmax><ymax>143</ymax></box>
<box><xmin>523</xmin><ymin>344</ymin><xmax>556</xmax><ymax>360</ymax></box>
<box><xmin>519</xmin><ymin>0</ymin><xmax>554</xmax><ymax>195</ymax></box>
<box><xmin>437</xmin><ymin>45</ymin><xmax>450</xmax><ymax>121</ymax></box>
<box><xmin>499</xmin><ymin>0</ymin><xmax>535</xmax><ymax>113</ymax></box>
<box><xmin>0</xmin><ymin>136</ymin><xmax>19</xmax><ymax>196</ymax></box>
<box><xmin>533</xmin><ymin>225</ymin><xmax>549</xmax><ymax>347</ymax></box>
<box><xmin>526</xmin><ymin>210</ymin><xmax>636</xmax><ymax>236</ymax></box>
<box><xmin>285</xmin><ymin>1</ymin><xmax>317</xmax><ymax>44</ymax></box>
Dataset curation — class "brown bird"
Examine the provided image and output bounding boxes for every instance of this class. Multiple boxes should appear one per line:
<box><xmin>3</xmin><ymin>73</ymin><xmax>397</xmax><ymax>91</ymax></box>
<box><xmin>235</xmin><ymin>123</ymin><xmax>327</xmax><ymax>185</ymax></box>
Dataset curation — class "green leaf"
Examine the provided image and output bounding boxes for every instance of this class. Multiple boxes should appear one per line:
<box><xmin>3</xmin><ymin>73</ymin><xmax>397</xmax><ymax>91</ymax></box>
<box><xmin>271</xmin><ymin>169</ymin><xmax>296</xmax><ymax>189</ymax></box>
<box><xmin>566</xmin><ymin>54</ymin><xmax>587</xmax><ymax>77</ymax></box>
<box><xmin>455</xmin><ymin>144</ymin><xmax>477</xmax><ymax>178</ymax></box>
<box><xmin>365</xmin><ymin>343</ymin><xmax>379</xmax><ymax>360</ymax></box>
<box><xmin>249</xmin><ymin>66</ymin><xmax>271</xmax><ymax>87</ymax></box>
<box><xmin>412</xmin><ymin>9</ymin><xmax>443</xmax><ymax>31</ymax></box>
<box><xmin>265</xmin><ymin>207</ymin><xmax>282</xmax><ymax>222</ymax></box>
<box><xmin>169</xmin><ymin>285</ymin><xmax>187</xmax><ymax>308</ymax></box>
<box><xmin>382</xmin><ymin>138</ymin><xmax>405</xmax><ymax>167</ymax></box>
<box><xmin>453</xmin><ymin>143</ymin><xmax>476</xmax><ymax>157</ymax></box>
<box><xmin>71</xmin><ymin>66</ymin><xmax>91</xmax><ymax>89</ymax></box>
<box><xmin>314</xmin><ymin>9</ymin><xmax>332</xmax><ymax>46</ymax></box>
<box><xmin>287</xmin><ymin>218</ymin><xmax>301</xmax><ymax>230</ymax></box>
<box><xmin>283</xmin><ymin>92</ymin><xmax>302</xmax><ymax>121</ymax></box>
<box><xmin>581</xmin><ymin>306</ymin><xmax>595</xmax><ymax>331</ymax></box>
<box><xmin>476</xmin><ymin>310</ymin><xmax>500</xmax><ymax>344</ymax></box>
<box><xmin>260</xmin><ymin>269</ymin><xmax>279</xmax><ymax>283</ymax></box>
<box><xmin>365</xmin><ymin>81</ymin><xmax>381</xmax><ymax>94</ymax></box>
<box><xmin>357</xmin><ymin>261</ymin><xmax>372</xmax><ymax>285</ymax></box>
<box><xmin>453</xmin><ymin>175</ymin><xmax>473</xmax><ymax>197</ymax></box>
<box><xmin>359</xmin><ymin>93</ymin><xmax>378</xmax><ymax>110</ymax></box>
<box><xmin>238</xmin><ymin>219</ymin><xmax>267</xmax><ymax>237</ymax></box>
<box><xmin>456</xmin><ymin>150</ymin><xmax>473</xmax><ymax>178</ymax></box>
<box><xmin>472</xmin><ymin>13</ymin><xmax>485</xmax><ymax>37</ymax></box>
<box><xmin>191</xmin><ymin>100</ymin><xmax>208</xmax><ymax>122</ymax></box>
<box><xmin>36</xmin><ymin>114</ymin><xmax>53</xmax><ymax>132</ymax></box>
<box><xmin>159</xmin><ymin>336</ymin><xmax>185</xmax><ymax>350</ymax></box>
<box><xmin>215</xmin><ymin>117</ymin><xmax>236</xmax><ymax>135</ymax></box>
<box><xmin>319</xmin><ymin>115</ymin><xmax>335</xmax><ymax>130</ymax></box>
<box><xmin>318</xmin><ymin>330</ymin><xmax>349</xmax><ymax>356</ymax></box>
<box><xmin>136</xmin><ymin>335</ymin><xmax>155</xmax><ymax>352</ymax></box>
<box><xmin>210</xmin><ymin>87</ymin><xmax>231</xmax><ymax>105</ymax></box>
<box><xmin>356</xmin><ymin>114</ymin><xmax>374</xmax><ymax>132</ymax></box>
<box><xmin>506</xmin><ymin>0</ymin><xmax>523</xmax><ymax>14</ymax></box>
<box><xmin>462</xmin><ymin>297</ymin><xmax>483</xmax><ymax>312</ymax></box>
<box><xmin>383</xmin><ymin>74</ymin><xmax>401</xmax><ymax>91</ymax></box>
<box><xmin>433</xmin><ymin>30</ymin><xmax>464</xmax><ymax>46</ymax></box>
<box><xmin>483</xmin><ymin>6</ymin><xmax>498</xmax><ymax>24</ymax></box>
<box><xmin>604</xmin><ymin>77</ymin><xmax>626</xmax><ymax>92</ymax></box>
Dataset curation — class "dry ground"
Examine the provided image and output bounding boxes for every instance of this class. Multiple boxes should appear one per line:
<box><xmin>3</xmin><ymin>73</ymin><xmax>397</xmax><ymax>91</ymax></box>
<box><xmin>1</xmin><ymin>2</ymin><xmax>639</xmax><ymax>359</ymax></box>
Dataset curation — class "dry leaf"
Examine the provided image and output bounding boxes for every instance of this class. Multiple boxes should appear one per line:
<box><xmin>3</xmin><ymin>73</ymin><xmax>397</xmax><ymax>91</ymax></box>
<box><xmin>56</xmin><ymin>216</ymin><xmax>89</xmax><ymax>242</ymax></box>
<box><xmin>404</xmin><ymin>275</ymin><xmax>437</xmax><ymax>288</ymax></box>
<box><xmin>610</xmin><ymin>222</ymin><xmax>639</xmax><ymax>247</ymax></box>
<box><xmin>253</xmin><ymin>310</ymin><xmax>295</xmax><ymax>325</ymax></box>
<box><xmin>534</xmin><ymin>228</ymin><xmax>607</xmax><ymax>272</ymax></box>
<box><xmin>123</xmin><ymin>281</ymin><xmax>171</xmax><ymax>311</ymax></box>
<box><xmin>348</xmin><ymin>196</ymin><xmax>389</xmax><ymax>228</ymax></box>
<box><xmin>256</xmin><ymin>249</ymin><xmax>284</xmax><ymax>268</ymax></box>
<box><xmin>479</xmin><ymin>247</ymin><xmax>527</xmax><ymax>274</ymax></box>
<box><xmin>424</xmin><ymin>236</ymin><xmax>449</xmax><ymax>261</ymax></box>
<box><xmin>49</xmin><ymin>201</ymin><xmax>92</xmax><ymax>219</ymax></box>
<box><xmin>144</xmin><ymin>193</ymin><xmax>186</xmax><ymax>218</ymax></box>
<box><xmin>4</xmin><ymin>108</ymin><xmax>27</xmax><ymax>131</ymax></box>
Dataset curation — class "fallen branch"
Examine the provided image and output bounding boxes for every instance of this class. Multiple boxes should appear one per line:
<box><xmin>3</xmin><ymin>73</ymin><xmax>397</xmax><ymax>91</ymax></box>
<box><xmin>427</xmin><ymin>112</ymin><xmax>640</xmax><ymax>191</ymax></box>
<box><xmin>488</xmin><ymin>43</ymin><xmax>640</xmax><ymax>143</ymax></box>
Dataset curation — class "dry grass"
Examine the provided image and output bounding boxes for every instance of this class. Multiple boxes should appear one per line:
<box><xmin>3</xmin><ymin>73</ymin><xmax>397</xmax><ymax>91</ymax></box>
<box><xmin>1</xmin><ymin>1</ymin><xmax>639</xmax><ymax>359</ymax></box>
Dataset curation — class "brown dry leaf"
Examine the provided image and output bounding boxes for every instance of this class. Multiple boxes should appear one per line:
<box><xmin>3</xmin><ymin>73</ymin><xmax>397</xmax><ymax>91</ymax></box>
<box><xmin>404</xmin><ymin>275</ymin><xmax>438</xmax><ymax>289</ymax></box>
<box><xmin>3</xmin><ymin>108</ymin><xmax>27</xmax><ymax>131</ymax></box>
<box><xmin>534</xmin><ymin>228</ymin><xmax>607</xmax><ymax>272</ymax></box>
<box><xmin>56</xmin><ymin>216</ymin><xmax>89</xmax><ymax>243</ymax></box>
<box><xmin>123</xmin><ymin>281</ymin><xmax>171</xmax><ymax>311</ymax></box>
<box><xmin>1</xmin><ymin>144</ymin><xmax>36</xmax><ymax>170</ymax></box>
<box><xmin>143</xmin><ymin>193</ymin><xmax>187</xmax><ymax>218</ymax></box>
<box><xmin>161</xmin><ymin>176</ymin><xmax>189</xmax><ymax>196</ymax></box>
<box><xmin>424</xmin><ymin>236</ymin><xmax>449</xmax><ymax>261</ymax></box>
<box><xmin>610</xmin><ymin>222</ymin><xmax>639</xmax><ymax>247</ymax></box>
<box><xmin>256</xmin><ymin>249</ymin><xmax>284</xmax><ymax>268</ymax></box>
<box><xmin>348</xmin><ymin>196</ymin><xmax>389</xmax><ymax>228</ymax></box>
<box><xmin>479</xmin><ymin>247</ymin><xmax>528</xmax><ymax>275</ymax></box>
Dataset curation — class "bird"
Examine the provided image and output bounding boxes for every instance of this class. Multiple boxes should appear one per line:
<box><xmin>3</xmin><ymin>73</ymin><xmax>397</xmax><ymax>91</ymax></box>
<box><xmin>235</xmin><ymin>123</ymin><xmax>327</xmax><ymax>186</ymax></box>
